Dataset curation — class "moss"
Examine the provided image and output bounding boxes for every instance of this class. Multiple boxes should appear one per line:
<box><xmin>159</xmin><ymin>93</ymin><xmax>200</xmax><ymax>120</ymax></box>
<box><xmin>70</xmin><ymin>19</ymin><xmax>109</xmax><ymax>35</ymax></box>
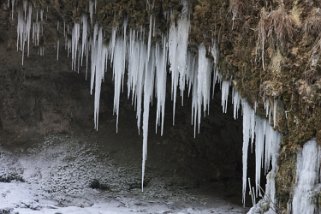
<box><xmin>275</xmin><ymin>143</ymin><xmax>299</xmax><ymax>213</ymax></box>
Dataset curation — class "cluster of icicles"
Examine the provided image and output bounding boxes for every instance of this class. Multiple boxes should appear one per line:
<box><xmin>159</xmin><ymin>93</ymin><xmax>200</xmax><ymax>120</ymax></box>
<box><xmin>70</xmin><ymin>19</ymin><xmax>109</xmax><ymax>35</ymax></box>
<box><xmin>13</xmin><ymin>0</ymin><xmax>286</xmax><ymax>208</ymax></box>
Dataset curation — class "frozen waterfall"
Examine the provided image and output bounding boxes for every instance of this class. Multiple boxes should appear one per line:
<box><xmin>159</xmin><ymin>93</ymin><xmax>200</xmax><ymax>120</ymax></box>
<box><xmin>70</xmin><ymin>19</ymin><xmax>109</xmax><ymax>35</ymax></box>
<box><xmin>13</xmin><ymin>0</ymin><xmax>283</xmax><ymax>205</ymax></box>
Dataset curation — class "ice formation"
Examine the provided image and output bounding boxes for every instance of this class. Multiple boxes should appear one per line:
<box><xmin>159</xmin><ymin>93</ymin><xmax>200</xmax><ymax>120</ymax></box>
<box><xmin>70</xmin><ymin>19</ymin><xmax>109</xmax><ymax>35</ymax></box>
<box><xmin>13</xmin><ymin>1</ymin><xmax>283</xmax><ymax>203</ymax></box>
<box><xmin>241</xmin><ymin>100</ymin><xmax>281</xmax><ymax>205</ymax></box>
<box><xmin>232</xmin><ymin>88</ymin><xmax>241</xmax><ymax>119</ymax></box>
<box><xmin>90</xmin><ymin>26</ymin><xmax>108</xmax><ymax>130</ymax></box>
<box><xmin>221</xmin><ymin>80</ymin><xmax>230</xmax><ymax>114</ymax></box>
<box><xmin>192</xmin><ymin>44</ymin><xmax>212</xmax><ymax>137</ymax></box>
<box><xmin>168</xmin><ymin>10</ymin><xmax>190</xmax><ymax>124</ymax></box>
<box><xmin>16</xmin><ymin>0</ymin><xmax>32</xmax><ymax>65</ymax></box>
<box><xmin>292</xmin><ymin>139</ymin><xmax>321</xmax><ymax>214</ymax></box>
<box><xmin>155</xmin><ymin>39</ymin><xmax>168</xmax><ymax>136</ymax></box>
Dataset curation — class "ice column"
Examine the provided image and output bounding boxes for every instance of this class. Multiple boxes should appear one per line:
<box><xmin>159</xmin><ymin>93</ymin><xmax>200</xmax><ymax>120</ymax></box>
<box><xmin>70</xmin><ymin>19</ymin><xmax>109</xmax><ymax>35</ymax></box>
<box><xmin>292</xmin><ymin>139</ymin><xmax>321</xmax><ymax>214</ymax></box>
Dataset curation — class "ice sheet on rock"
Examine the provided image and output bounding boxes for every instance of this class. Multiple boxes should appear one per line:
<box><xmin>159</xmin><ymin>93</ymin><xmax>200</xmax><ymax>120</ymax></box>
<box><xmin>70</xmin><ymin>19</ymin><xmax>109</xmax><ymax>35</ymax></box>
<box><xmin>292</xmin><ymin>139</ymin><xmax>321</xmax><ymax>214</ymax></box>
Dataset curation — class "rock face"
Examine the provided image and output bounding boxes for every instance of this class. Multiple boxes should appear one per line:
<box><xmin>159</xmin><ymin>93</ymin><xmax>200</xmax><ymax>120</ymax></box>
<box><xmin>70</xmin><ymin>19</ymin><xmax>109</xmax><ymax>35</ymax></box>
<box><xmin>1</xmin><ymin>0</ymin><xmax>321</xmax><ymax>213</ymax></box>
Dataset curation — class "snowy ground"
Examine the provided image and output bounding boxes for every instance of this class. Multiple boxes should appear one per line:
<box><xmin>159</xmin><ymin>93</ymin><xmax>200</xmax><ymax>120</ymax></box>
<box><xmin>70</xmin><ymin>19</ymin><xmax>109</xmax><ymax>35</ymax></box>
<box><xmin>0</xmin><ymin>135</ymin><xmax>247</xmax><ymax>214</ymax></box>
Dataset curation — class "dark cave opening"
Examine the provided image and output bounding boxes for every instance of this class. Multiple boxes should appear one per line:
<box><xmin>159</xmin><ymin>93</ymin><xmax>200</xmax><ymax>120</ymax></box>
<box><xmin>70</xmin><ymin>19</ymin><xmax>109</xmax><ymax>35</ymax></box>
<box><xmin>91</xmin><ymin>72</ymin><xmax>261</xmax><ymax>209</ymax></box>
<box><xmin>0</xmin><ymin>46</ymin><xmax>262</xmax><ymax>212</ymax></box>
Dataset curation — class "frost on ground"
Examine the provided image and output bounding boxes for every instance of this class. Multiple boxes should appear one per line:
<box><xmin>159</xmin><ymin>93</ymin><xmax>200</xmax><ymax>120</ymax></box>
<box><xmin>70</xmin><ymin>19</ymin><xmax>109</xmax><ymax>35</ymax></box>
<box><xmin>0</xmin><ymin>135</ymin><xmax>247</xmax><ymax>214</ymax></box>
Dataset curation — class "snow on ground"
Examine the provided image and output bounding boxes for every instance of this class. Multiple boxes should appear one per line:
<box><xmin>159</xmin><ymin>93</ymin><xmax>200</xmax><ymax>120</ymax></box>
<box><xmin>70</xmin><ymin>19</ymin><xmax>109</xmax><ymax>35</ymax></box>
<box><xmin>0</xmin><ymin>135</ymin><xmax>247</xmax><ymax>214</ymax></box>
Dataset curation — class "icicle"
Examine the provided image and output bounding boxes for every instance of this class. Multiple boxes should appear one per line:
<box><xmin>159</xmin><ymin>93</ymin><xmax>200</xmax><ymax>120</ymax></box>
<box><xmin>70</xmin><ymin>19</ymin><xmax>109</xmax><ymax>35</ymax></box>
<box><xmin>81</xmin><ymin>15</ymin><xmax>88</xmax><ymax>66</ymax></box>
<box><xmin>177</xmin><ymin>13</ymin><xmax>190</xmax><ymax>106</ymax></box>
<box><xmin>16</xmin><ymin>2</ymin><xmax>32</xmax><ymax>65</ymax></box>
<box><xmin>71</xmin><ymin>23</ymin><xmax>80</xmax><ymax>71</ymax></box>
<box><xmin>254</xmin><ymin>117</ymin><xmax>265</xmax><ymax>196</ymax></box>
<box><xmin>241</xmin><ymin>100</ymin><xmax>252</xmax><ymax>204</ymax></box>
<box><xmin>273</xmin><ymin>99</ymin><xmax>277</xmax><ymax>128</ymax></box>
<box><xmin>232</xmin><ymin>88</ymin><xmax>241</xmax><ymax>119</ymax></box>
<box><xmin>155</xmin><ymin>37</ymin><xmax>168</xmax><ymax>136</ymax></box>
<box><xmin>89</xmin><ymin>0</ymin><xmax>94</xmax><ymax>25</ymax></box>
<box><xmin>264</xmin><ymin>99</ymin><xmax>269</xmax><ymax>117</ymax></box>
<box><xmin>135</xmin><ymin>38</ymin><xmax>146</xmax><ymax>134</ymax></box>
<box><xmin>56</xmin><ymin>40</ymin><xmax>59</xmax><ymax>61</ymax></box>
<box><xmin>146</xmin><ymin>16</ymin><xmax>153</xmax><ymax>64</ymax></box>
<box><xmin>125</xmin><ymin>30</ymin><xmax>147</xmax><ymax>134</ymax></box>
<box><xmin>11</xmin><ymin>0</ymin><xmax>15</xmax><ymax>20</ymax></box>
<box><xmin>113</xmin><ymin>39</ymin><xmax>126</xmax><ymax>133</ymax></box>
<box><xmin>168</xmin><ymin>18</ymin><xmax>179</xmax><ymax>125</ymax></box>
<box><xmin>186</xmin><ymin>52</ymin><xmax>196</xmax><ymax>98</ymax></box>
<box><xmin>292</xmin><ymin>139</ymin><xmax>321</xmax><ymax>214</ymax></box>
<box><xmin>127</xmin><ymin>29</ymin><xmax>137</xmax><ymax>100</ymax></box>
<box><xmin>63</xmin><ymin>21</ymin><xmax>66</xmax><ymax>38</ymax></box>
<box><xmin>250</xmin><ymin>104</ymin><xmax>256</xmax><ymax>151</ymax></box>
<box><xmin>67</xmin><ymin>39</ymin><xmax>71</xmax><ymax>57</ymax></box>
<box><xmin>192</xmin><ymin>44</ymin><xmax>212</xmax><ymax>137</ymax></box>
<box><xmin>109</xmin><ymin>27</ymin><xmax>117</xmax><ymax>63</ymax></box>
<box><xmin>40</xmin><ymin>10</ymin><xmax>43</xmax><ymax>22</ymax></box>
<box><xmin>39</xmin><ymin>46</ymin><xmax>44</xmax><ymax>56</ymax></box>
<box><xmin>211</xmin><ymin>41</ymin><xmax>219</xmax><ymax>97</ymax></box>
<box><xmin>90</xmin><ymin>27</ymin><xmax>108</xmax><ymax>129</ymax></box>
<box><xmin>142</xmin><ymin>46</ymin><xmax>155</xmax><ymax>191</ymax></box>
<box><xmin>32</xmin><ymin>10</ymin><xmax>41</xmax><ymax>47</ymax></box>
<box><xmin>242</xmin><ymin>98</ymin><xmax>281</xmax><ymax>207</ymax></box>
<box><xmin>168</xmin><ymin>8</ymin><xmax>190</xmax><ymax>124</ymax></box>
<box><xmin>221</xmin><ymin>80</ymin><xmax>230</xmax><ymax>113</ymax></box>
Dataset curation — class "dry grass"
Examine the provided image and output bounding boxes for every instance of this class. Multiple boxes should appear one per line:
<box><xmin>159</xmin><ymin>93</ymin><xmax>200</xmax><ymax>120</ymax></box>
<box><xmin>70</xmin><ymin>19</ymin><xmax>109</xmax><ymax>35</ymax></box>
<box><xmin>303</xmin><ymin>9</ymin><xmax>321</xmax><ymax>71</ymax></box>
<box><xmin>269</xmin><ymin>5</ymin><xmax>295</xmax><ymax>47</ymax></box>
<box><xmin>308</xmin><ymin>36</ymin><xmax>321</xmax><ymax>69</ymax></box>
<box><xmin>304</xmin><ymin>8</ymin><xmax>321</xmax><ymax>38</ymax></box>
<box><xmin>256</xmin><ymin>5</ymin><xmax>295</xmax><ymax>70</ymax></box>
<box><xmin>229</xmin><ymin>0</ymin><xmax>244</xmax><ymax>29</ymax></box>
